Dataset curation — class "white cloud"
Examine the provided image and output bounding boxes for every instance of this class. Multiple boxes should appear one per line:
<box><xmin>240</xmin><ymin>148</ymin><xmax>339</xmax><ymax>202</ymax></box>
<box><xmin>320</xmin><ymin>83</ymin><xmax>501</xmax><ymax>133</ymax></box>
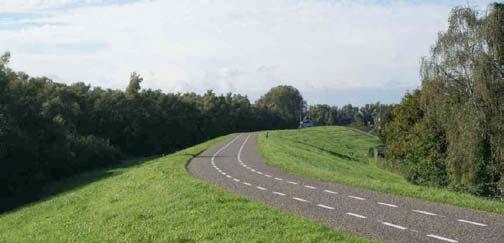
<box><xmin>0</xmin><ymin>0</ymin><xmax>111</xmax><ymax>12</ymax></box>
<box><xmin>0</xmin><ymin>0</ymin><xmax>496</xmax><ymax>105</ymax></box>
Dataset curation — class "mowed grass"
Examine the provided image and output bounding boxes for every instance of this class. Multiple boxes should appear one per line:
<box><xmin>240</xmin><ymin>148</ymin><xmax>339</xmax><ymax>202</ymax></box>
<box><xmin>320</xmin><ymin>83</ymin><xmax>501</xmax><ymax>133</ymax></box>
<box><xmin>258</xmin><ymin>126</ymin><xmax>504</xmax><ymax>214</ymax></box>
<box><xmin>0</xmin><ymin>135</ymin><xmax>371</xmax><ymax>243</ymax></box>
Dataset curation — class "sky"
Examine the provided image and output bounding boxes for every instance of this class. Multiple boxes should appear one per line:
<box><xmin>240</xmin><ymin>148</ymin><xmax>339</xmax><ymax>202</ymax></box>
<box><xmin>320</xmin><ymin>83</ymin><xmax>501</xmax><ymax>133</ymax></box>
<box><xmin>0</xmin><ymin>0</ymin><xmax>497</xmax><ymax>106</ymax></box>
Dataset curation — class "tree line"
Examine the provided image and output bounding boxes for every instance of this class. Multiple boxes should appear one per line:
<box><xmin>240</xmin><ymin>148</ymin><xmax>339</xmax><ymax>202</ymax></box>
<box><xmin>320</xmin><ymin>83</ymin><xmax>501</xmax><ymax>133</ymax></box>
<box><xmin>378</xmin><ymin>3</ymin><xmax>504</xmax><ymax>198</ymax></box>
<box><xmin>307</xmin><ymin>103</ymin><xmax>393</xmax><ymax>130</ymax></box>
<box><xmin>0</xmin><ymin>58</ymin><xmax>304</xmax><ymax>211</ymax></box>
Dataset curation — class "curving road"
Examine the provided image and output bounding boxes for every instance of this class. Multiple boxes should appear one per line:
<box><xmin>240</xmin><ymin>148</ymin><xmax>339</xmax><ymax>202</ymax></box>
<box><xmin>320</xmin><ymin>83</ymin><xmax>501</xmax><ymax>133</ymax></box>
<box><xmin>188</xmin><ymin>134</ymin><xmax>504</xmax><ymax>243</ymax></box>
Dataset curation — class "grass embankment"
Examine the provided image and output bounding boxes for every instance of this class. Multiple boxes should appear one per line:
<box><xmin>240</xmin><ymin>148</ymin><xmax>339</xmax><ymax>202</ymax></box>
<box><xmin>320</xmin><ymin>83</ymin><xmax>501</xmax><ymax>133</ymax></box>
<box><xmin>0</xmin><ymin>135</ymin><xmax>370</xmax><ymax>242</ymax></box>
<box><xmin>258</xmin><ymin>126</ymin><xmax>504</xmax><ymax>214</ymax></box>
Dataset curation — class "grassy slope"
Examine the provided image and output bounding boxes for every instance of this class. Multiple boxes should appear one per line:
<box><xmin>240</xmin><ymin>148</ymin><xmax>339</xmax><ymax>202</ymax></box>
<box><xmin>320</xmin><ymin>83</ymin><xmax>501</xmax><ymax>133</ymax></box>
<box><xmin>0</xmin><ymin>135</ymin><xmax>370</xmax><ymax>243</ymax></box>
<box><xmin>258</xmin><ymin>126</ymin><xmax>504</xmax><ymax>214</ymax></box>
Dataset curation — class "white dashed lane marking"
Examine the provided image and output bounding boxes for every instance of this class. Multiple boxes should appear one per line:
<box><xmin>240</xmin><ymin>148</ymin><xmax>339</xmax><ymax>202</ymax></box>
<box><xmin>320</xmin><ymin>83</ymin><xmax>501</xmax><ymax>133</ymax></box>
<box><xmin>323</xmin><ymin>189</ymin><xmax>338</xmax><ymax>194</ymax></box>
<box><xmin>382</xmin><ymin>222</ymin><xmax>407</xmax><ymax>230</ymax></box>
<box><xmin>211</xmin><ymin>135</ymin><xmax>482</xmax><ymax>243</ymax></box>
<box><xmin>377</xmin><ymin>202</ymin><xmax>398</xmax><ymax>208</ymax></box>
<box><xmin>346</xmin><ymin>212</ymin><xmax>367</xmax><ymax>219</ymax></box>
<box><xmin>292</xmin><ymin>197</ymin><xmax>310</xmax><ymax>203</ymax></box>
<box><xmin>317</xmin><ymin>204</ymin><xmax>334</xmax><ymax>210</ymax></box>
<box><xmin>457</xmin><ymin>219</ymin><xmax>487</xmax><ymax>227</ymax></box>
<box><xmin>426</xmin><ymin>234</ymin><xmax>458</xmax><ymax>243</ymax></box>
<box><xmin>412</xmin><ymin>210</ymin><xmax>438</xmax><ymax>216</ymax></box>
<box><xmin>348</xmin><ymin>195</ymin><xmax>366</xmax><ymax>201</ymax></box>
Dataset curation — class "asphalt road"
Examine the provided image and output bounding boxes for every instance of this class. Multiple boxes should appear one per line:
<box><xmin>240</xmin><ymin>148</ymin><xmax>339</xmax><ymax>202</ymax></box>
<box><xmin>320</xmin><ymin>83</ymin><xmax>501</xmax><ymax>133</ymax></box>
<box><xmin>188</xmin><ymin>134</ymin><xmax>504</xmax><ymax>243</ymax></box>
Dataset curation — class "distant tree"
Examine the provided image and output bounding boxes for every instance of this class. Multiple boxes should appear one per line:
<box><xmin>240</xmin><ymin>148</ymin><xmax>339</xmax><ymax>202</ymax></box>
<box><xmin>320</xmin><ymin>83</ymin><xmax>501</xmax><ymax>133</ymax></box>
<box><xmin>309</xmin><ymin>104</ymin><xmax>332</xmax><ymax>126</ymax></box>
<box><xmin>256</xmin><ymin>85</ymin><xmax>305</xmax><ymax>127</ymax></box>
<box><xmin>125</xmin><ymin>72</ymin><xmax>143</xmax><ymax>98</ymax></box>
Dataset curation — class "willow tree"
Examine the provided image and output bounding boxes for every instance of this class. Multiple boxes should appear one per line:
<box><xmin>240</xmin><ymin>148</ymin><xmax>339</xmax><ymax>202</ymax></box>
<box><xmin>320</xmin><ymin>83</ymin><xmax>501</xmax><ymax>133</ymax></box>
<box><xmin>420</xmin><ymin>3</ymin><xmax>504</xmax><ymax>196</ymax></box>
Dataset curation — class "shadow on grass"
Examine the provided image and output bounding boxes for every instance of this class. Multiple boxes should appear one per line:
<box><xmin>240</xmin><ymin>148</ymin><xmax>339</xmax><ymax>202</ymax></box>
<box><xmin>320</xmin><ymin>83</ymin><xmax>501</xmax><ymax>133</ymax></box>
<box><xmin>280</xmin><ymin>137</ymin><xmax>360</xmax><ymax>162</ymax></box>
<box><xmin>0</xmin><ymin>155</ymin><xmax>163</xmax><ymax>214</ymax></box>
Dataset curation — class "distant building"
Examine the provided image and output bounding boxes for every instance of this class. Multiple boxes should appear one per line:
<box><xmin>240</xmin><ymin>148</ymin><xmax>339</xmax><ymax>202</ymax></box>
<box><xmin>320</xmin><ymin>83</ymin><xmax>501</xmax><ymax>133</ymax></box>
<box><xmin>299</xmin><ymin>117</ymin><xmax>313</xmax><ymax>128</ymax></box>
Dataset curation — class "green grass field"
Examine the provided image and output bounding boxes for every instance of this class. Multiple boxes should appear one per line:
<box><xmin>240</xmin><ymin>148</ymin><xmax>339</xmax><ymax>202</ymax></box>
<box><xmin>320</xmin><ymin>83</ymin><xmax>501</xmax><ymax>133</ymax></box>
<box><xmin>258</xmin><ymin>126</ymin><xmax>504</xmax><ymax>214</ymax></box>
<box><xmin>0</xmin><ymin>135</ymin><xmax>370</xmax><ymax>242</ymax></box>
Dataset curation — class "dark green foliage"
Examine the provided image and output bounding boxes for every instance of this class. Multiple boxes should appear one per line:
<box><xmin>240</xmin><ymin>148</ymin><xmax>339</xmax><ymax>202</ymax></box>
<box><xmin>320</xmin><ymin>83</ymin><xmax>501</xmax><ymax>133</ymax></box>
<box><xmin>308</xmin><ymin>103</ymin><xmax>394</xmax><ymax>133</ymax></box>
<box><xmin>384</xmin><ymin>90</ymin><xmax>449</xmax><ymax>187</ymax></box>
<box><xmin>0</xmin><ymin>61</ymin><xmax>292</xmax><ymax>211</ymax></box>
<box><xmin>256</xmin><ymin>85</ymin><xmax>305</xmax><ymax>128</ymax></box>
<box><xmin>383</xmin><ymin>4</ymin><xmax>504</xmax><ymax>197</ymax></box>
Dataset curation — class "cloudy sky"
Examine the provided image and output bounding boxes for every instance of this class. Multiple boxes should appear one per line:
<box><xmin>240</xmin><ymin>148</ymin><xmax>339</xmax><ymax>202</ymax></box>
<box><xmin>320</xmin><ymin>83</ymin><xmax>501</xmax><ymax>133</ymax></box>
<box><xmin>0</xmin><ymin>0</ymin><xmax>496</xmax><ymax>106</ymax></box>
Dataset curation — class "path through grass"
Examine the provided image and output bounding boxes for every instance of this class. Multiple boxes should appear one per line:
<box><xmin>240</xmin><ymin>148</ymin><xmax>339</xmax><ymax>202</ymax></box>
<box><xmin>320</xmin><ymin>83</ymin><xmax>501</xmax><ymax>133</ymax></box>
<box><xmin>0</xmin><ymin>135</ymin><xmax>370</xmax><ymax>242</ymax></box>
<box><xmin>258</xmin><ymin>126</ymin><xmax>504</xmax><ymax>214</ymax></box>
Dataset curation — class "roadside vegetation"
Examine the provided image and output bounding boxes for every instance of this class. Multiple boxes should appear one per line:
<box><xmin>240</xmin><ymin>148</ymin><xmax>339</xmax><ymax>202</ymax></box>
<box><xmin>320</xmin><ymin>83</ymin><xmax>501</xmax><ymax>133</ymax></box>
<box><xmin>305</xmin><ymin>4</ymin><xmax>504</xmax><ymax>200</ymax></box>
<box><xmin>258</xmin><ymin>126</ymin><xmax>504</xmax><ymax>214</ymax></box>
<box><xmin>378</xmin><ymin>3</ymin><xmax>504</xmax><ymax>198</ymax></box>
<box><xmin>0</xmin><ymin>135</ymin><xmax>370</xmax><ymax>242</ymax></box>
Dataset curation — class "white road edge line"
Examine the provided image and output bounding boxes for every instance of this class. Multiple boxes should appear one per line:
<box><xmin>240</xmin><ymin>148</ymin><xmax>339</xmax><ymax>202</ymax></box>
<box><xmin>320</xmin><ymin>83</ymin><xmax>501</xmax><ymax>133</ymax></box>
<box><xmin>412</xmin><ymin>210</ymin><xmax>438</xmax><ymax>216</ymax></box>
<box><xmin>292</xmin><ymin>197</ymin><xmax>310</xmax><ymax>203</ymax></box>
<box><xmin>457</xmin><ymin>219</ymin><xmax>487</xmax><ymax>227</ymax></box>
<box><xmin>346</xmin><ymin>212</ymin><xmax>367</xmax><ymax>219</ymax></box>
<box><xmin>348</xmin><ymin>195</ymin><xmax>366</xmax><ymax>200</ymax></box>
<box><xmin>226</xmin><ymin>175</ymin><xmax>232</xmax><ymax>178</ymax></box>
<box><xmin>323</xmin><ymin>189</ymin><xmax>338</xmax><ymax>194</ymax></box>
<box><xmin>426</xmin><ymin>234</ymin><xmax>458</xmax><ymax>243</ymax></box>
<box><xmin>243</xmin><ymin>182</ymin><xmax>252</xmax><ymax>186</ymax></box>
<box><xmin>256</xmin><ymin>186</ymin><xmax>266</xmax><ymax>191</ymax></box>
<box><xmin>304</xmin><ymin>185</ymin><xmax>317</xmax><ymax>189</ymax></box>
<box><xmin>257</xmin><ymin>171</ymin><xmax>263</xmax><ymax>175</ymax></box>
<box><xmin>382</xmin><ymin>222</ymin><xmax>407</xmax><ymax>230</ymax></box>
<box><xmin>317</xmin><ymin>204</ymin><xmax>334</xmax><ymax>210</ymax></box>
<box><xmin>286</xmin><ymin>181</ymin><xmax>298</xmax><ymax>185</ymax></box>
<box><xmin>233</xmin><ymin>178</ymin><xmax>240</xmax><ymax>182</ymax></box>
<box><xmin>274</xmin><ymin>177</ymin><xmax>283</xmax><ymax>181</ymax></box>
<box><xmin>265</xmin><ymin>175</ymin><xmax>272</xmax><ymax>177</ymax></box>
<box><xmin>273</xmin><ymin>191</ymin><xmax>286</xmax><ymax>196</ymax></box>
<box><xmin>377</xmin><ymin>202</ymin><xmax>398</xmax><ymax>208</ymax></box>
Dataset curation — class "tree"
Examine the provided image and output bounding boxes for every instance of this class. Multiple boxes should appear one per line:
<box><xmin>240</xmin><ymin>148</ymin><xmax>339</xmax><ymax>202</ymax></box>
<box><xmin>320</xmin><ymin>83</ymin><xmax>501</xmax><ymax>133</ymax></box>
<box><xmin>125</xmin><ymin>72</ymin><xmax>143</xmax><ymax>98</ymax></box>
<box><xmin>256</xmin><ymin>85</ymin><xmax>305</xmax><ymax>127</ymax></box>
